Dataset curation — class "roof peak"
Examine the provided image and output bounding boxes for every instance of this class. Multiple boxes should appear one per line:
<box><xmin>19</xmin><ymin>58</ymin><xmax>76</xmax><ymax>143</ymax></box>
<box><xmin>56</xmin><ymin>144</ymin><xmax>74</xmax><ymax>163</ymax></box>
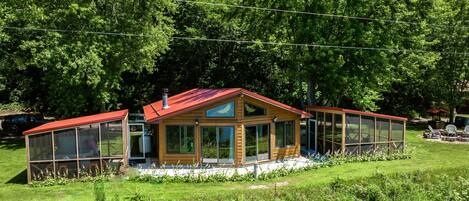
<box><xmin>143</xmin><ymin>88</ymin><xmax>311</xmax><ymax>123</ymax></box>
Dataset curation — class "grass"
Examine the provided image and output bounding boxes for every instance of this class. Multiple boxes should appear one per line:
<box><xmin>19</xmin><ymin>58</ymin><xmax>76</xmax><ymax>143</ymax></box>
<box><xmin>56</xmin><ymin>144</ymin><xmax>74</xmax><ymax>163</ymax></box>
<box><xmin>1</xmin><ymin>127</ymin><xmax>469</xmax><ymax>200</ymax></box>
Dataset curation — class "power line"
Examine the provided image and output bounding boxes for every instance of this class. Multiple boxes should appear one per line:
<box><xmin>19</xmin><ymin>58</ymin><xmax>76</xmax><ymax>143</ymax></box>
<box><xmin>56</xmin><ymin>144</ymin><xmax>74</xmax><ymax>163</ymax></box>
<box><xmin>176</xmin><ymin>0</ymin><xmax>469</xmax><ymax>30</ymax></box>
<box><xmin>2</xmin><ymin>26</ymin><xmax>468</xmax><ymax>56</ymax></box>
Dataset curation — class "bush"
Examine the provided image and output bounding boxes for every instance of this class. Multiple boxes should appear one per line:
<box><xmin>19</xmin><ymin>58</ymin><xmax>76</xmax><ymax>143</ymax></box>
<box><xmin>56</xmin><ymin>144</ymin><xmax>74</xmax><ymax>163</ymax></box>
<box><xmin>190</xmin><ymin>168</ymin><xmax>469</xmax><ymax>201</ymax></box>
<box><xmin>129</xmin><ymin>151</ymin><xmax>412</xmax><ymax>184</ymax></box>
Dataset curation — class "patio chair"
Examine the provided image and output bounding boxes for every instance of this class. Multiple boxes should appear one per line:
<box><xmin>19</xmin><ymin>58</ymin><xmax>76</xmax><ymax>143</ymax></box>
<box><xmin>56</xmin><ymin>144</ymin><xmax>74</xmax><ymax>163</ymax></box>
<box><xmin>445</xmin><ymin>124</ymin><xmax>458</xmax><ymax>137</ymax></box>
<box><xmin>459</xmin><ymin>125</ymin><xmax>469</xmax><ymax>142</ymax></box>
<box><xmin>427</xmin><ymin>125</ymin><xmax>441</xmax><ymax>139</ymax></box>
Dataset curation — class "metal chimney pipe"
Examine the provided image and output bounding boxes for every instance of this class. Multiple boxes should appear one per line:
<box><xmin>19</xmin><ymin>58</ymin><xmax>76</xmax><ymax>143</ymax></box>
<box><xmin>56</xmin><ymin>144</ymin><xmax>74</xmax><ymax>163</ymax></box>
<box><xmin>162</xmin><ymin>88</ymin><xmax>170</xmax><ymax>109</ymax></box>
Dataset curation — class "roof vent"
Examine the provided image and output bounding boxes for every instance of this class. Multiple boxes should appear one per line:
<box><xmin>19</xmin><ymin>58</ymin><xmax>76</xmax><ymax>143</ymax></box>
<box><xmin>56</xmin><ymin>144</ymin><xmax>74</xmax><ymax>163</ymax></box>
<box><xmin>162</xmin><ymin>88</ymin><xmax>170</xmax><ymax>109</ymax></box>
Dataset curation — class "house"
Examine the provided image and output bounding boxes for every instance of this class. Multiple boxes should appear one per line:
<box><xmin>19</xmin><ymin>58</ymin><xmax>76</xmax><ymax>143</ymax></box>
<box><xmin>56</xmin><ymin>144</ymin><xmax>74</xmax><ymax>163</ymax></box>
<box><xmin>142</xmin><ymin>88</ymin><xmax>311</xmax><ymax>166</ymax></box>
<box><xmin>23</xmin><ymin>88</ymin><xmax>408</xmax><ymax>182</ymax></box>
<box><xmin>23</xmin><ymin>88</ymin><xmax>311</xmax><ymax>182</ymax></box>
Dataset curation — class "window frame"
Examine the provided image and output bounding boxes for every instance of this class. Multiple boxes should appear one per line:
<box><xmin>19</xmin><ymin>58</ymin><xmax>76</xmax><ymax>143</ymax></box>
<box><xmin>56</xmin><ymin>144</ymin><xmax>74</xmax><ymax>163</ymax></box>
<box><xmin>166</xmin><ymin>125</ymin><xmax>195</xmax><ymax>154</ymax></box>
<box><xmin>275</xmin><ymin>121</ymin><xmax>295</xmax><ymax>148</ymax></box>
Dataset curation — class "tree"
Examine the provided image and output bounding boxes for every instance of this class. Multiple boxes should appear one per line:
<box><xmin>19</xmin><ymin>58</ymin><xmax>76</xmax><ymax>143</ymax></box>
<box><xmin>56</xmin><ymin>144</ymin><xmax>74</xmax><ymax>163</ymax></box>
<box><xmin>429</xmin><ymin>0</ymin><xmax>468</xmax><ymax>122</ymax></box>
<box><xmin>0</xmin><ymin>0</ymin><xmax>175</xmax><ymax>117</ymax></box>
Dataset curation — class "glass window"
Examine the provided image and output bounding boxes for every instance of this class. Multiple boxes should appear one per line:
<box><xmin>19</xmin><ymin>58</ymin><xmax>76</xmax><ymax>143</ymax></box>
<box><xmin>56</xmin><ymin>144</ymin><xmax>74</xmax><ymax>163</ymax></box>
<box><xmin>376</xmin><ymin>119</ymin><xmax>389</xmax><ymax>142</ymax></box>
<box><xmin>29</xmin><ymin>132</ymin><xmax>53</xmax><ymax>161</ymax></box>
<box><xmin>334</xmin><ymin>114</ymin><xmax>343</xmax><ymax>144</ymax></box>
<box><xmin>345</xmin><ymin>114</ymin><xmax>360</xmax><ymax>144</ymax></box>
<box><xmin>100</xmin><ymin>121</ymin><xmax>123</xmax><ymax>157</ymax></box>
<box><xmin>218</xmin><ymin>127</ymin><xmax>234</xmax><ymax>163</ymax></box>
<box><xmin>166</xmin><ymin>125</ymin><xmax>195</xmax><ymax>154</ymax></box>
<box><xmin>317</xmin><ymin>112</ymin><xmax>324</xmax><ymax>153</ymax></box>
<box><xmin>361</xmin><ymin>116</ymin><xmax>375</xmax><ymax>143</ymax></box>
<box><xmin>78</xmin><ymin>124</ymin><xmax>100</xmax><ymax>158</ymax></box>
<box><xmin>206</xmin><ymin>101</ymin><xmax>235</xmax><ymax>118</ymax></box>
<box><xmin>391</xmin><ymin>121</ymin><xmax>404</xmax><ymax>141</ymax></box>
<box><xmin>244</xmin><ymin>102</ymin><xmax>266</xmax><ymax>116</ymax></box>
<box><xmin>201</xmin><ymin>126</ymin><xmax>234</xmax><ymax>164</ymax></box>
<box><xmin>201</xmin><ymin>127</ymin><xmax>218</xmax><ymax>163</ymax></box>
<box><xmin>245</xmin><ymin>126</ymin><xmax>257</xmax><ymax>162</ymax></box>
<box><xmin>324</xmin><ymin>113</ymin><xmax>333</xmax><ymax>153</ymax></box>
<box><xmin>275</xmin><ymin>121</ymin><xmax>295</xmax><ymax>147</ymax></box>
<box><xmin>54</xmin><ymin>129</ymin><xmax>77</xmax><ymax>160</ymax></box>
<box><xmin>275</xmin><ymin>122</ymin><xmax>285</xmax><ymax>148</ymax></box>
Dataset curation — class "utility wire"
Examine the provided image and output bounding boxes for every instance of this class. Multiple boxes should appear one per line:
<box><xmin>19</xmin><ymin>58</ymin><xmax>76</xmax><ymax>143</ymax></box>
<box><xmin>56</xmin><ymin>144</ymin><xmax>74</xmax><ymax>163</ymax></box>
<box><xmin>175</xmin><ymin>0</ymin><xmax>469</xmax><ymax>30</ymax></box>
<box><xmin>2</xmin><ymin>26</ymin><xmax>468</xmax><ymax>56</ymax></box>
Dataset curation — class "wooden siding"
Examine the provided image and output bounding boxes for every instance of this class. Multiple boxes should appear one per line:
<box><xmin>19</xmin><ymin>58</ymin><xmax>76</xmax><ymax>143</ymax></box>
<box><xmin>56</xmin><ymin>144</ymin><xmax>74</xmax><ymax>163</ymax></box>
<box><xmin>157</xmin><ymin>95</ymin><xmax>302</xmax><ymax>166</ymax></box>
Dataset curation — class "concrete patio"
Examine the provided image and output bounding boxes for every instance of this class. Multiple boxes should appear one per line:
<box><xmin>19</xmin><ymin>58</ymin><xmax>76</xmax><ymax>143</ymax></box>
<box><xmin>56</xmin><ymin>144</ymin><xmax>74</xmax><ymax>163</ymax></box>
<box><xmin>135</xmin><ymin>156</ymin><xmax>317</xmax><ymax>177</ymax></box>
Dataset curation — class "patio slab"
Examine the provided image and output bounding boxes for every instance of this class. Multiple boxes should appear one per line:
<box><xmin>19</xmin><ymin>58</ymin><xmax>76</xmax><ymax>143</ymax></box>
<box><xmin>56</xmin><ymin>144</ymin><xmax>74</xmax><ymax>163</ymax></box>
<box><xmin>135</xmin><ymin>156</ymin><xmax>316</xmax><ymax>177</ymax></box>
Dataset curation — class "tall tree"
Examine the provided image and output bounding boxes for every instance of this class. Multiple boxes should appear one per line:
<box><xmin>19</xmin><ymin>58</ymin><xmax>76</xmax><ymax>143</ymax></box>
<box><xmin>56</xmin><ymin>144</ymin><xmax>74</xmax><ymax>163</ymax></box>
<box><xmin>0</xmin><ymin>0</ymin><xmax>175</xmax><ymax>117</ymax></box>
<box><xmin>235</xmin><ymin>0</ymin><xmax>439</xmax><ymax>111</ymax></box>
<box><xmin>429</xmin><ymin>0</ymin><xmax>468</xmax><ymax>122</ymax></box>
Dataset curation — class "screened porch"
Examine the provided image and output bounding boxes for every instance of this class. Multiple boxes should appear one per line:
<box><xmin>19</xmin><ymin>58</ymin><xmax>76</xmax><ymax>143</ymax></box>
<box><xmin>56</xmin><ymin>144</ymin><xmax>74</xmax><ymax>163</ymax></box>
<box><xmin>304</xmin><ymin>106</ymin><xmax>407</xmax><ymax>155</ymax></box>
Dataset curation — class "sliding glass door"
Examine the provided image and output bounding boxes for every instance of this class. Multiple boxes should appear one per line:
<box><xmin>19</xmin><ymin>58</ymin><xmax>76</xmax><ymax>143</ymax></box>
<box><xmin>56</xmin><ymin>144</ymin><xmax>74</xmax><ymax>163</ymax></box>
<box><xmin>201</xmin><ymin>126</ymin><xmax>234</xmax><ymax>164</ymax></box>
<box><xmin>245</xmin><ymin>124</ymin><xmax>270</xmax><ymax>163</ymax></box>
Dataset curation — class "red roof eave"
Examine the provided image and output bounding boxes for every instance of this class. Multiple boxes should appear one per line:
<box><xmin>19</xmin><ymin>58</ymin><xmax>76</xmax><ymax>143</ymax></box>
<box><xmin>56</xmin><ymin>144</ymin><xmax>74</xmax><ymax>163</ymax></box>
<box><xmin>307</xmin><ymin>106</ymin><xmax>407</xmax><ymax>121</ymax></box>
<box><xmin>23</xmin><ymin>109</ymin><xmax>128</xmax><ymax>135</ymax></box>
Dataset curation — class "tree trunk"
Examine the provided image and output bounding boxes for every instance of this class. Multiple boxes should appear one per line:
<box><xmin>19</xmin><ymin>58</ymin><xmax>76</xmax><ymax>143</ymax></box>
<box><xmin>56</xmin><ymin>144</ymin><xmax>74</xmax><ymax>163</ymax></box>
<box><xmin>449</xmin><ymin>107</ymin><xmax>457</xmax><ymax>124</ymax></box>
<box><xmin>307</xmin><ymin>78</ymin><xmax>315</xmax><ymax>105</ymax></box>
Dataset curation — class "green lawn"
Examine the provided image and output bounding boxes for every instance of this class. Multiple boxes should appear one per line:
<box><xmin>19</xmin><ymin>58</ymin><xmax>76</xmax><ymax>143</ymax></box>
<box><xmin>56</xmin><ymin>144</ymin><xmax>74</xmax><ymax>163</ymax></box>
<box><xmin>1</xmin><ymin>128</ymin><xmax>469</xmax><ymax>201</ymax></box>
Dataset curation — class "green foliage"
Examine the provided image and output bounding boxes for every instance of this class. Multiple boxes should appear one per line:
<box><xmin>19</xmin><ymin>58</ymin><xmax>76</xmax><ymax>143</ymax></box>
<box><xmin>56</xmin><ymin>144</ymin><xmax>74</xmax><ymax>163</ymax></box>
<box><xmin>0</xmin><ymin>0</ymin><xmax>175</xmax><ymax>117</ymax></box>
<box><xmin>0</xmin><ymin>0</ymin><xmax>467</xmax><ymax>117</ymax></box>
<box><xmin>30</xmin><ymin>174</ymin><xmax>110</xmax><ymax>187</ymax></box>
<box><xmin>94</xmin><ymin>182</ymin><xmax>106</xmax><ymax>201</ymax></box>
<box><xmin>0</xmin><ymin>102</ymin><xmax>26</xmax><ymax>112</ymax></box>
<box><xmin>192</xmin><ymin>168</ymin><xmax>469</xmax><ymax>201</ymax></box>
<box><xmin>128</xmin><ymin>151</ymin><xmax>411</xmax><ymax>184</ymax></box>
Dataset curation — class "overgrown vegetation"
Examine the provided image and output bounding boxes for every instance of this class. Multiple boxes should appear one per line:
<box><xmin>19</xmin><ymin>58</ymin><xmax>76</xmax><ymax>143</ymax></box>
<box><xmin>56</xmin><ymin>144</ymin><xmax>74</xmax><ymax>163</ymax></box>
<box><xmin>190</xmin><ymin>168</ymin><xmax>469</xmax><ymax>201</ymax></box>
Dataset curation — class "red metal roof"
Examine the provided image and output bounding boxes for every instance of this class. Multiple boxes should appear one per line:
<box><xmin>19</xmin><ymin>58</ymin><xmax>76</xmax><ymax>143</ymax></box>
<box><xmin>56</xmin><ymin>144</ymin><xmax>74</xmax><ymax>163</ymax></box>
<box><xmin>306</xmin><ymin>106</ymin><xmax>408</xmax><ymax>121</ymax></box>
<box><xmin>23</xmin><ymin>109</ymin><xmax>128</xmax><ymax>135</ymax></box>
<box><xmin>143</xmin><ymin>88</ymin><xmax>312</xmax><ymax>123</ymax></box>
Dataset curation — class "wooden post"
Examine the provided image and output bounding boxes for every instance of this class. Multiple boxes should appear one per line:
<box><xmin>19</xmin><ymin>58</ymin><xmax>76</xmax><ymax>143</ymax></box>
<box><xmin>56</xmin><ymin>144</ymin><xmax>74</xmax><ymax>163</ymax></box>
<box><xmin>98</xmin><ymin>123</ymin><xmax>103</xmax><ymax>175</ymax></box>
<box><xmin>75</xmin><ymin>127</ymin><xmax>80</xmax><ymax>178</ymax></box>
<box><xmin>388</xmin><ymin>119</ymin><xmax>392</xmax><ymax>154</ymax></box>
<box><xmin>123</xmin><ymin>114</ymin><xmax>129</xmax><ymax>168</ymax></box>
<box><xmin>374</xmin><ymin>117</ymin><xmax>377</xmax><ymax>153</ymax></box>
<box><xmin>322</xmin><ymin>112</ymin><xmax>325</xmax><ymax>154</ymax></box>
<box><xmin>358</xmin><ymin>115</ymin><xmax>362</xmax><ymax>154</ymax></box>
<box><xmin>51</xmin><ymin>131</ymin><xmax>56</xmax><ymax>178</ymax></box>
<box><xmin>341</xmin><ymin>113</ymin><xmax>346</xmax><ymax>155</ymax></box>
<box><xmin>158</xmin><ymin>120</ymin><xmax>164</xmax><ymax>165</ymax></box>
<box><xmin>25</xmin><ymin>135</ymin><xmax>31</xmax><ymax>183</ymax></box>
<box><xmin>331</xmin><ymin>114</ymin><xmax>334</xmax><ymax>153</ymax></box>
<box><xmin>403</xmin><ymin>121</ymin><xmax>406</xmax><ymax>152</ymax></box>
